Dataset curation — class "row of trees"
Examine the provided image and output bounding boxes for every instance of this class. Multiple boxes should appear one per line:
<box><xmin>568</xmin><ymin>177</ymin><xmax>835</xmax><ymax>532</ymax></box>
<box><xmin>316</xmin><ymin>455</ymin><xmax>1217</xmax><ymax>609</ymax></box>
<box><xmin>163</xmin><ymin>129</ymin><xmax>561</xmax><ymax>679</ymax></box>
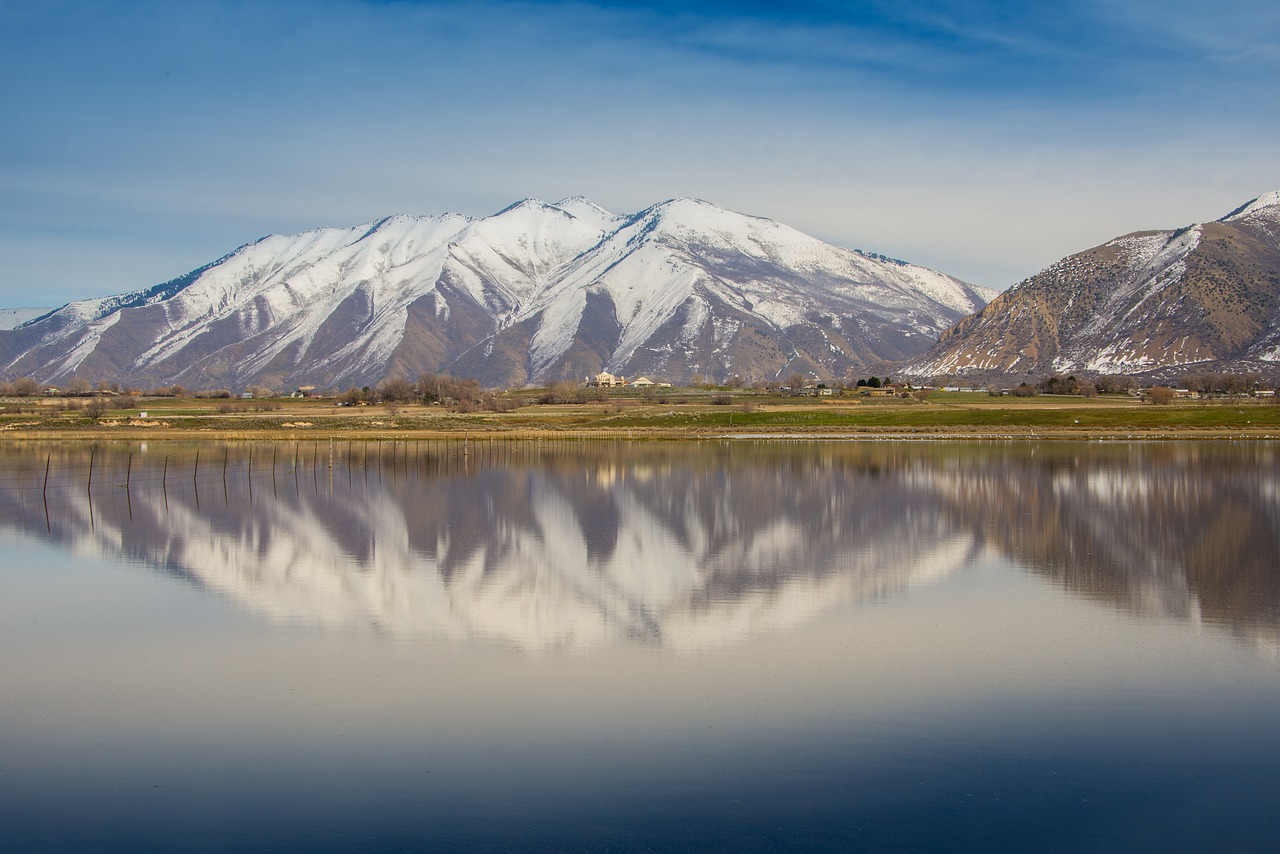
<box><xmin>338</xmin><ymin>374</ymin><xmax>525</xmax><ymax>413</ymax></box>
<box><xmin>0</xmin><ymin>378</ymin><xmax>268</xmax><ymax>399</ymax></box>
<box><xmin>1002</xmin><ymin>373</ymin><xmax>1136</xmax><ymax>397</ymax></box>
<box><xmin>1023</xmin><ymin>371</ymin><xmax>1272</xmax><ymax>398</ymax></box>
<box><xmin>1178</xmin><ymin>371</ymin><xmax>1264</xmax><ymax>395</ymax></box>
<box><xmin>3</xmin><ymin>366</ymin><xmax>1276</xmax><ymax>403</ymax></box>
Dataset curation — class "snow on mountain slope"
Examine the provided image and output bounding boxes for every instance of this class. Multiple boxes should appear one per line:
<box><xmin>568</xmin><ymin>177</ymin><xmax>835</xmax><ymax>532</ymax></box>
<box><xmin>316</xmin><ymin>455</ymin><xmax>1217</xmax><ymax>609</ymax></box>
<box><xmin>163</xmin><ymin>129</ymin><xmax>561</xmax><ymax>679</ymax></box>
<box><xmin>0</xmin><ymin>197</ymin><xmax>991</xmax><ymax>389</ymax></box>
<box><xmin>514</xmin><ymin>197</ymin><xmax>992</xmax><ymax>380</ymax></box>
<box><xmin>0</xmin><ymin>307</ymin><xmax>52</xmax><ymax>330</ymax></box>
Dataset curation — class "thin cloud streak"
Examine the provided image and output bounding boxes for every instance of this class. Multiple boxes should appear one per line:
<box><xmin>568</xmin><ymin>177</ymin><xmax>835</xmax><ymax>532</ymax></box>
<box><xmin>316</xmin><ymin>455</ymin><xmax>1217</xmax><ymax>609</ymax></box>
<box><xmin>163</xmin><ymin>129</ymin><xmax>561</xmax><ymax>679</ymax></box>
<box><xmin>0</xmin><ymin>0</ymin><xmax>1277</xmax><ymax>306</ymax></box>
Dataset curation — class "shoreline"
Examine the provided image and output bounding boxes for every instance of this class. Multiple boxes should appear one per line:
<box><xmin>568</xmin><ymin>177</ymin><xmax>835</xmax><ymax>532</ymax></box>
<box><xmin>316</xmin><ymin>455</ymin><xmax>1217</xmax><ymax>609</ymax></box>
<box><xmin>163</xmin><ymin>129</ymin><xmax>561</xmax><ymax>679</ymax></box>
<box><xmin>5</xmin><ymin>393</ymin><xmax>1280</xmax><ymax>443</ymax></box>
<box><xmin>3</xmin><ymin>426</ymin><xmax>1279</xmax><ymax>443</ymax></box>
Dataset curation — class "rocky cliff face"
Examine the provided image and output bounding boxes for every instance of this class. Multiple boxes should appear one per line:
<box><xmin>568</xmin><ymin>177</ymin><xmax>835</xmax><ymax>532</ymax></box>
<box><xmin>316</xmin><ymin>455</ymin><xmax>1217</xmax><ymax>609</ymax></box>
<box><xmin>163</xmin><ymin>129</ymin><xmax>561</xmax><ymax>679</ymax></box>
<box><xmin>906</xmin><ymin>191</ymin><xmax>1280</xmax><ymax>381</ymax></box>
<box><xmin>0</xmin><ymin>197</ymin><xmax>993</xmax><ymax>390</ymax></box>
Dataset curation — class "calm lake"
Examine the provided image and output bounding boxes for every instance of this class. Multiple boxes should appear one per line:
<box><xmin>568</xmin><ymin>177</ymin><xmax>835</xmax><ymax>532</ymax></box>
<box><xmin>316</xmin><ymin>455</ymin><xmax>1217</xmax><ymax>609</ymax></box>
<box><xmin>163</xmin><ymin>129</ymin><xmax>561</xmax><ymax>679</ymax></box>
<box><xmin>2</xmin><ymin>439</ymin><xmax>1279</xmax><ymax>852</ymax></box>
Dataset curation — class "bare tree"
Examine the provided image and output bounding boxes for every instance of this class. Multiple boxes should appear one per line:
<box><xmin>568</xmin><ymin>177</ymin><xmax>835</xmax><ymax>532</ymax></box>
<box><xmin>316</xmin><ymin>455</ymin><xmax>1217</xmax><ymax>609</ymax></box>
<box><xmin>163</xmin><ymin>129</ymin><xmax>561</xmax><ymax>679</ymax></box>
<box><xmin>84</xmin><ymin>397</ymin><xmax>110</xmax><ymax>420</ymax></box>
<box><xmin>377</xmin><ymin>377</ymin><xmax>415</xmax><ymax>403</ymax></box>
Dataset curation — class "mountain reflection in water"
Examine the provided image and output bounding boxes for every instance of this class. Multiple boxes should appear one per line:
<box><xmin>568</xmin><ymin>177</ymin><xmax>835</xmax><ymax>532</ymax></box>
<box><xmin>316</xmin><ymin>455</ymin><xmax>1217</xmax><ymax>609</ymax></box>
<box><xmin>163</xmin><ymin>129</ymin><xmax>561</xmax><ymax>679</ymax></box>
<box><xmin>1</xmin><ymin>440</ymin><xmax>1277</xmax><ymax>652</ymax></box>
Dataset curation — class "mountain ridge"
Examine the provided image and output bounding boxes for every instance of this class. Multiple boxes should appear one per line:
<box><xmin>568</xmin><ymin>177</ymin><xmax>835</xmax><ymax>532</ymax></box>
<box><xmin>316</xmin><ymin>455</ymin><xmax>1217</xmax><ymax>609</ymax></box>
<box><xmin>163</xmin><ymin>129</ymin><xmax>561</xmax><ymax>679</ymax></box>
<box><xmin>0</xmin><ymin>197</ymin><xmax>994</xmax><ymax>390</ymax></box>
<box><xmin>905</xmin><ymin>191</ymin><xmax>1280</xmax><ymax>381</ymax></box>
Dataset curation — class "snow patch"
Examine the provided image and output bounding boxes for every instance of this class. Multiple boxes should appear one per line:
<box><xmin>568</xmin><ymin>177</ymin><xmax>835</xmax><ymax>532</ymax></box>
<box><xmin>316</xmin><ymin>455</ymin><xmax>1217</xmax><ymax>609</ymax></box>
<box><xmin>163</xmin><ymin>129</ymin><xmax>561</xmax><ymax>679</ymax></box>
<box><xmin>0</xmin><ymin>307</ymin><xmax>53</xmax><ymax>330</ymax></box>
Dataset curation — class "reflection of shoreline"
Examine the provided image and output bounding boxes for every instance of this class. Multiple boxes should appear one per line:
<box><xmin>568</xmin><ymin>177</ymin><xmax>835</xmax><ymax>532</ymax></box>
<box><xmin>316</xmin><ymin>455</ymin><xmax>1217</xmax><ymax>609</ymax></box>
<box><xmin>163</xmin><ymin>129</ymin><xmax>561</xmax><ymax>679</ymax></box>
<box><xmin>1</xmin><ymin>442</ymin><xmax>1277</xmax><ymax>654</ymax></box>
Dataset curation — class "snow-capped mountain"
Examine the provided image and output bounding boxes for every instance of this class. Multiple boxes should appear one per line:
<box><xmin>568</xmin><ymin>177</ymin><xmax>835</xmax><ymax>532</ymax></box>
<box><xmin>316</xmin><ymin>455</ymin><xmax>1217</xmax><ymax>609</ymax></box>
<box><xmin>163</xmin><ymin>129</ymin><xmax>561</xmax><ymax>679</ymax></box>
<box><xmin>906</xmin><ymin>191</ymin><xmax>1280</xmax><ymax>381</ymax></box>
<box><xmin>0</xmin><ymin>197</ymin><xmax>994</xmax><ymax>389</ymax></box>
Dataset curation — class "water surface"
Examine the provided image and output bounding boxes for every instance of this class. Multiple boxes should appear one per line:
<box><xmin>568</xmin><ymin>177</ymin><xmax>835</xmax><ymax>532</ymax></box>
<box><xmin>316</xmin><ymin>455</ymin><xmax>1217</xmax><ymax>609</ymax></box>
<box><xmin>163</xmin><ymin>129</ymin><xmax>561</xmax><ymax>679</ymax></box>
<box><xmin>2</xmin><ymin>440</ymin><xmax>1278</xmax><ymax>851</ymax></box>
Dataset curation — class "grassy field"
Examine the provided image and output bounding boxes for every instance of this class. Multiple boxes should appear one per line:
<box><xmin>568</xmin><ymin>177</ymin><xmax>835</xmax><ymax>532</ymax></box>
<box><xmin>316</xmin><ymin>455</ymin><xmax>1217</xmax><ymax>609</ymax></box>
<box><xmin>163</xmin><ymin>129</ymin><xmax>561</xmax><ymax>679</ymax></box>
<box><xmin>4</xmin><ymin>390</ymin><xmax>1280</xmax><ymax>441</ymax></box>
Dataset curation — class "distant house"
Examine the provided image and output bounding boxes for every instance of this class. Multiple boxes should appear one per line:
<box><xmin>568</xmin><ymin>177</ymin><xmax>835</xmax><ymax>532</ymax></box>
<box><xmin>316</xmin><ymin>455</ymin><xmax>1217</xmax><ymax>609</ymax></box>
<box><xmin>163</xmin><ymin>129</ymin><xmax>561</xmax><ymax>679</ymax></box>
<box><xmin>587</xmin><ymin>372</ymin><xmax>626</xmax><ymax>387</ymax></box>
<box><xmin>291</xmin><ymin>385</ymin><xmax>317</xmax><ymax>398</ymax></box>
<box><xmin>626</xmin><ymin>376</ymin><xmax>671</xmax><ymax>388</ymax></box>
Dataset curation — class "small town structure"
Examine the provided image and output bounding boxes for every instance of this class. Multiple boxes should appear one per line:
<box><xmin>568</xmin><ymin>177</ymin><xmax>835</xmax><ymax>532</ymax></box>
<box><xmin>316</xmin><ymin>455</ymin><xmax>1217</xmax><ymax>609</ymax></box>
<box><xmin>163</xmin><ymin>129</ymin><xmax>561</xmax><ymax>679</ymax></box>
<box><xmin>587</xmin><ymin>371</ymin><xmax>627</xmax><ymax>387</ymax></box>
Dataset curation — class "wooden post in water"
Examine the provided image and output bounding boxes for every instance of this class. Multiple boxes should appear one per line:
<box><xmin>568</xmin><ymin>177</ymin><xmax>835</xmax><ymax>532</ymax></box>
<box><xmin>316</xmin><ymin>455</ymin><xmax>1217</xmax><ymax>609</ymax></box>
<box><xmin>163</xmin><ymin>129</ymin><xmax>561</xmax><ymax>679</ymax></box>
<box><xmin>42</xmin><ymin>453</ymin><xmax>51</xmax><ymax>534</ymax></box>
<box><xmin>192</xmin><ymin>449</ymin><xmax>201</xmax><ymax>509</ymax></box>
<box><xmin>87</xmin><ymin>448</ymin><xmax>95</xmax><ymax>497</ymax></box>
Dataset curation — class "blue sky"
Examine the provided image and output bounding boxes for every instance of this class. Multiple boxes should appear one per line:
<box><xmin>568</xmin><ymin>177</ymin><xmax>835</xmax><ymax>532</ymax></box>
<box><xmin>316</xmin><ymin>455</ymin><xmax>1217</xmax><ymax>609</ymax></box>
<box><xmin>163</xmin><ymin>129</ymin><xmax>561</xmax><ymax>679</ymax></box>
<box><xmin>2</xmin><ymin>0</ymin><xmax>1278</xmax><ymax>307</ymax></box>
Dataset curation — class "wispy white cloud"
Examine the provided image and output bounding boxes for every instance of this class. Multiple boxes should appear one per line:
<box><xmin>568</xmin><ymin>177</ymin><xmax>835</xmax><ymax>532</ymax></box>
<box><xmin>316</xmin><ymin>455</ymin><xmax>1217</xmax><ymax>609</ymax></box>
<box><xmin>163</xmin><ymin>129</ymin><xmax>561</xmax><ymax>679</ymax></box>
<box><xmin>0</xmin><ymin>0</ymin><xmax>1277</xmax><ymax>305</ymax></box>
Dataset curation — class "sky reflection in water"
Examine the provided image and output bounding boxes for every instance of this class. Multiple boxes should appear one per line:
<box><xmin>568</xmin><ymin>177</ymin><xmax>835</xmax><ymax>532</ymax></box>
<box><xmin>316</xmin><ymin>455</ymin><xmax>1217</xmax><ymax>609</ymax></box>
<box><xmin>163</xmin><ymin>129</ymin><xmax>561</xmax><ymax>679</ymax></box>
<box><xmin>1</xmin><ymin>440</ymin><xmax>1278</xmax><ymax>852</ymax></box>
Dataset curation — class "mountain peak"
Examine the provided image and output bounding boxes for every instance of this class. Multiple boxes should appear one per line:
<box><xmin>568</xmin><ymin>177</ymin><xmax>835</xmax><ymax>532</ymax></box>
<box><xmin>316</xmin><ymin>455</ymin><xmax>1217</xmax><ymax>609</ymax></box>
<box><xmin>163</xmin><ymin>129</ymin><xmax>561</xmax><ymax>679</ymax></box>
<box><xmin>550</xmin><ymin>196</ymin><xmax>618</xmax><ymax>229</ymax></box>
<box><xmin>1220</xmin><ymin>190</ymin><xmax>1280</xmax><ymax>223</ymax></box>
<box><xmin>650</xmin><ymin>197</ymin><xmax>727</xmax><ymax>216</ymax></box>
<box><xmin>636</xmin><ymin>197</ymin><xmax>768</xmax><ymax>235</ymax></box>
<box><xmin>491</xmin><ymin>198</ymin><xmax>556</xmax><ymax>217</ymax></box>
<box><xmin>553</xmin><ymin>196</ymin><xmax>610</xmax><ymax>214</ymax></box>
